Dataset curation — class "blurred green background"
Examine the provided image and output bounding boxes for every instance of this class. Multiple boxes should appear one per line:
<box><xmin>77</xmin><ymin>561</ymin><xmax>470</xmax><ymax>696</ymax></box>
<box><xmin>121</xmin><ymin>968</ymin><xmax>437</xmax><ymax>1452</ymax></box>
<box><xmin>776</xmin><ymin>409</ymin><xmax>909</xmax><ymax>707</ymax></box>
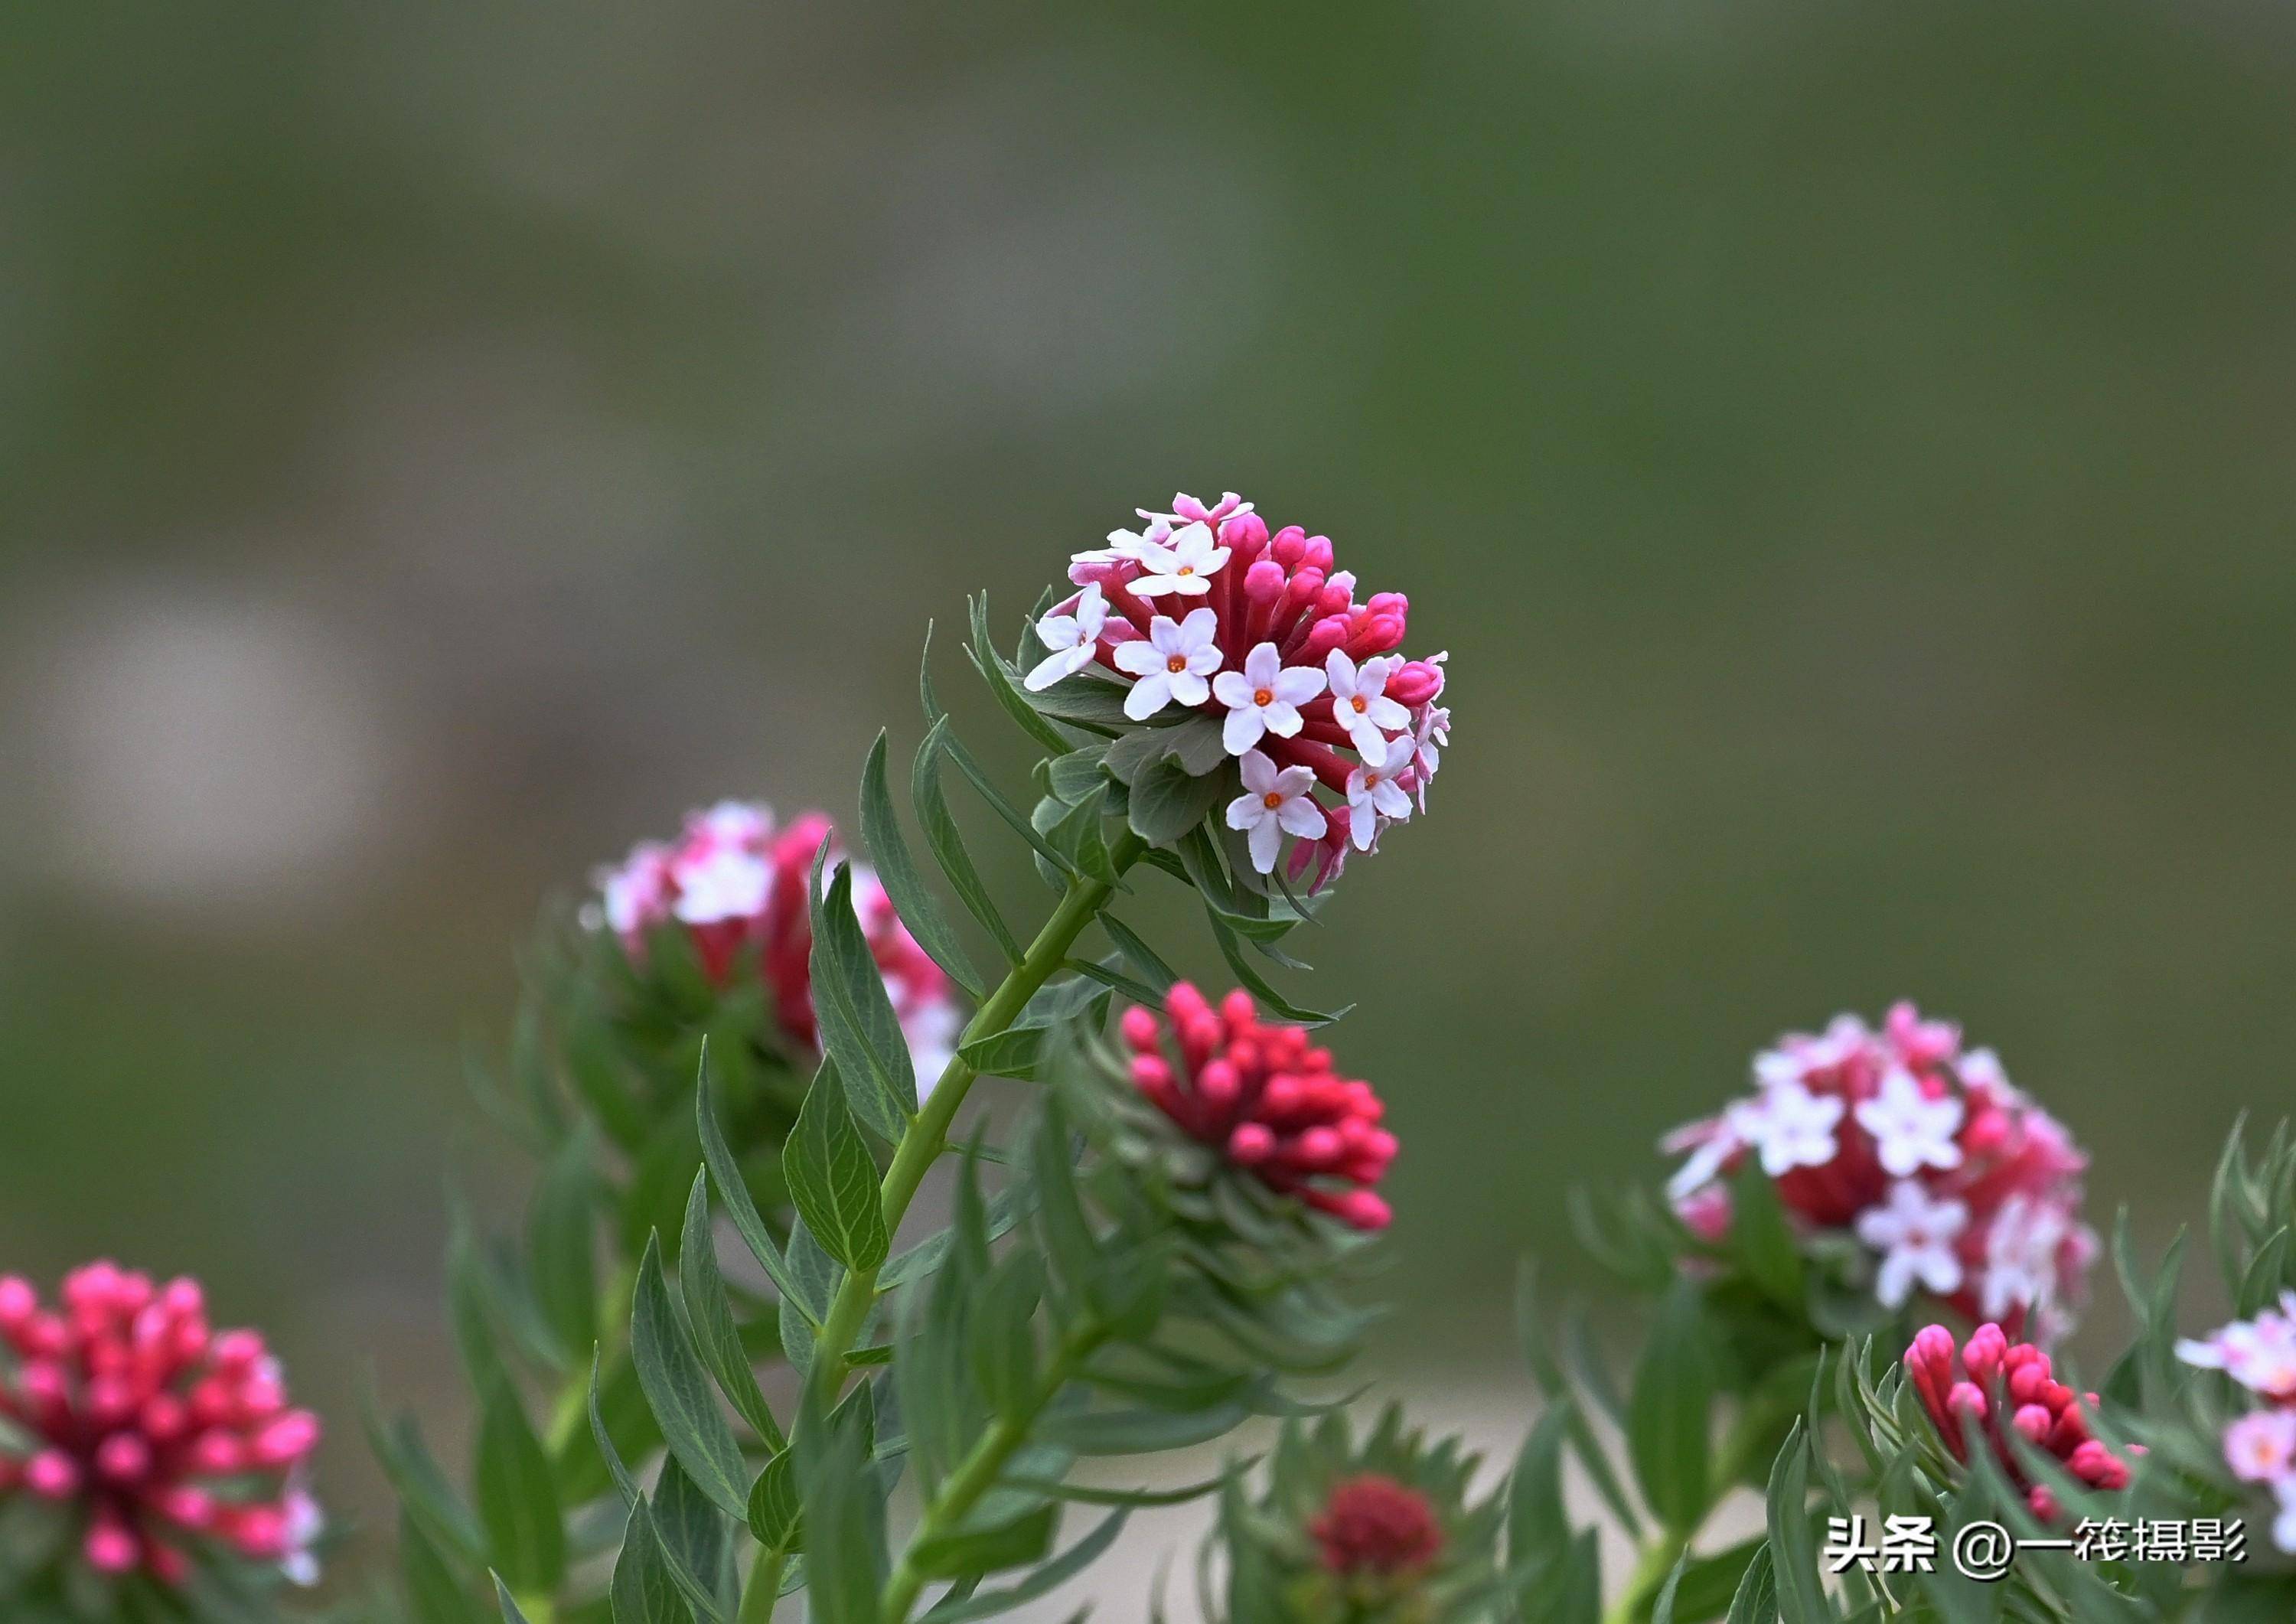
<box><xmin>5</xmin><ymin>0</ymin><xmax>2294</xmax><ymax>1578</ymax></box>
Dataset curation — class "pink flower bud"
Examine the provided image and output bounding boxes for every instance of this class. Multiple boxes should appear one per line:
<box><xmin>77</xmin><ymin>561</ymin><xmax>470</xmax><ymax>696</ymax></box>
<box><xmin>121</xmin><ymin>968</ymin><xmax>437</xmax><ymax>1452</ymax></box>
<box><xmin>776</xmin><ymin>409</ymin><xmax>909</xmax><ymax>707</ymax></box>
<box><xmin>84</xmin><ymin>1521</ymin><xmax>139</xmax><ymax>1575</ymax></box>
<box><xmin>96</xmin><ymin>1433</ymin><xmax>152</xmax><ymax>1482</ymax></box>
<box><xmin>26</xmin><ymin>1451</ymin><xmax>79</xmax><ymax>1498</ymax></box>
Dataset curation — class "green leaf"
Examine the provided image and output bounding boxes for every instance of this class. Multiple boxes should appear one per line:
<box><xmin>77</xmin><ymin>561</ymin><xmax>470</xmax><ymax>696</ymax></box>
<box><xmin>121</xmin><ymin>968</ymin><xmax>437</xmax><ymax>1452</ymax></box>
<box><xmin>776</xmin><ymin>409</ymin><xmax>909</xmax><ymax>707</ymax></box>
<box><xmin>783</xmin><ymin>1058</ymin><xmax>891</xmax><ymax>1273</ymax></box>
<box><xmin>631</xmin><ymin>1238</ymin><xmax>754</xmax><ymax>1521</ymax></box>
<box><xmin>526</xmin><ymin>1129</ymin><xmax>598</xmax><ymax>1365</ymax></box>
<box><xmin>1097</xmin><ymin>915</ymin><xmax>1178</xmax><ymax>997</ymax></box>
<box><xmin>794</xmin><ymin>1390</ymin><xmax>889</xmax><ymax>1624</ymax></box>
<box><xmin>860</xmin><ymin>730</ymin><xmax>984</xmax><ymax>1000</ymax></box>
<box><xmin>1763</xmin><ymin>1426</ymin><xmax>1828</xmax><ymax>1624</ymax></box>
<box><xmin>809</xmin><ymin>851</ymin><xmax>917</xmax><ymax>1140</ymax></box>
<box><xmin>447</xmin><ymin>1202</ymin><xmax>511</xmax><ymax>1402</ymax></box>
<box><xmin>1651</xmin><ymin>1553</ymin><xmax>1690</xmax><ymax>1624</ymax></box>
<box><xmin>747</xmin><ymin>1449</ymin><xmax>804</xmax><ymax>1554</ymax></box>
<box><xmin>1042</xmin><ymin>785</ymin><xmax>1118</xmax><ymax>883</ymax></box>
<box><xmin>1125</xmin><ymin>753</ymin><xmax>1226</xmax><ymax>846</ymax></box>
<box><xmin>588</xmin><ymin>1349</ymin><xmax>642</xmax><ymax>1507</ymax></box>
<box><xmin>1629</xmin><ymin>1280</ymin><xmax>1716</xmax><ymax>1533</ymax></box>
<box><xmin>909</xmin><ymin>1502</ymin><xmax>1058</xmax><ymax>1580</ymax></box>
<box><xmin>913</xmin><ymin>716</ymin><xmax>1023</xmax><ymax>962</ymax></box>
<box><xmin>1041</xmin><ymin>1401</ymin><xmax>1250</xmax><ymax>1455</ymax></box>
<box><xmin>1103</xmin><ymin>716</ymin><xmax>1228</xmax><ymax>784</ymax></box>
<box><xmin>1725</xmin><ymin>1543</ymin><xmax>1778</xmax><ymax>1624</ymax></box>
<box><xmin>696</xmin><ymin>1056</ymin><xmax>822</xmax><ymax>1322</ymax></box>
<box><xmin>1205</xmin><ymin>909</ymin><xmax>1350</xmax><ymax>1025</ymax></box>
<box><xmin>473</xmin><ymin>1381</ymin><xmax>565</xmax><ymax>1595</ymax></box>
<box><xmin>969</xmin><ymin>1250</ymin><xmax>1045</xmax><ymax>1421</ymax></box>
<box><xmin>1729</xmin><ymin>1158</ymin><xmax>1804</xmax><ymax>1309</ymax></box>
<box><xmin>401</xmin><ymin>1510</ymin><xmax>485</xmax><ymax>1624</ymax></box>
<box><xmin>1508</xmin><ymin>1403</ymin><xmax>1574</xmax><ymax>1570</ymax></box>
<box><xmin>1660</xmin><ymin>1537</ymin><xmax>1767</xmax><ymax>1624</ymax></box>
<box><xmin>1044</xmin><ymin>747</ymin><xmax>1110</xmax><ymax>803</ymax></box>
<box><xmin>957</xmin><ymin>1021</ymin><xmax>1053</xmax><ymax>1081</ymax></box>
<box><xmin>677</xmin><ymin>1172</ymin><xmax>786</xmax><ymax>1449</ymax></box>
<box><xmin>920</xmin><ymin>1508</ymin><xmax>1129</xmax><ymax>1622</ymax></box>
<box><xmin>608</xmin><ymin>1501</ymin><xmax>692</xmax><ymax>1624</ymax></box>
<box><xmin>915</xmin><ymin>699</ymin><xmax>1086</xmax><ymax>883</ymax></box>
<box><xmin>364</xmin><ymin>1391</ymin><xmax>486</xmax><ymax>1564</ymax></box>
<box><xmin>491</xmin><ymin>1576</ymin><xmax>543</xmax><ymax>1624</ymax></box>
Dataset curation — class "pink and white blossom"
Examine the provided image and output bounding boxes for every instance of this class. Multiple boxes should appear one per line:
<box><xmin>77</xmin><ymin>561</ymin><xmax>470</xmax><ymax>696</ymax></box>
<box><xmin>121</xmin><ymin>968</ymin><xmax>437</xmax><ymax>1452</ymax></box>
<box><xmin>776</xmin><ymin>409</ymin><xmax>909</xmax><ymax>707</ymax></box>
<box><xmin>1112</xmin><ymin>609</ymin><xmax>1222</xmax><ymax>719</ymax></box>
<box><xmin>1324</xmin><ymin>651</ymin><xmax>1411</xmax><ymax>758</ymax></box>
<box><xmin>1856</xmin><ymin>1182</ymin><xmax>1968</xmax><ymax>1308</ymax></box>
<box><xmin>2223</xmin><ymin>1410</ymin><xmax>2296</xmax><ymax>1483</ymax></box>
<box><xmin>1039</xmin><ymin>491</ymin><xmax>1453</xmax><ymax>881</ymax></box>
<box><xmin>1664</xmin><ymin>1003</ymin><xmax>2096</xmax><ymax>1331</ymax></box>
<box><xmin>2178</xmin><ymin>1296</ymin><xmax>2296</xmax><ymax>1402</ymax></box>
<box><xmin>1023</xmin><ymin>582</ymin><xmax>1110</xmax><ymax>691</ymax></box>
<box><xmin>1855</xmin><ymin>1067</ymin><xmax>1966</xmax><ymax>1177</ymax></box>
<box><xmin>1212</xmin><ymin>641</ymin><xmax>1326</xmax><ymax>755</ymax></box>
<box><xmin>1226</xmin><ymin>751</ymin><xmax>1328</xmax><ymax>874</ymax></box>
<box><xmin>1345</xmin><ymin>735</ymin><xmax>1417</xmax><ymax>846</ymax></box>
<box><xmin>590</xmin><ymin>803</ymin><xmax>962</xmax><ymax>1084</ymax></box>
<box><xmin>1129</xmin><ymin>523</ymin><xmax>1231</xmax><ymax>598</ymax></box>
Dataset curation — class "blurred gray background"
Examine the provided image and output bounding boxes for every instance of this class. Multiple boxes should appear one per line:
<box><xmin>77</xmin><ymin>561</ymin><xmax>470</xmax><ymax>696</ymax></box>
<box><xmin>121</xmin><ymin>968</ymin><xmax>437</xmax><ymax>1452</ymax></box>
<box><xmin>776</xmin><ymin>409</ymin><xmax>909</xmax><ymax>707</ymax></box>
<box><xmin>5</xmin><ymin>0</ymin><xmax>2294</xmax><ymax>1593</ymax></box>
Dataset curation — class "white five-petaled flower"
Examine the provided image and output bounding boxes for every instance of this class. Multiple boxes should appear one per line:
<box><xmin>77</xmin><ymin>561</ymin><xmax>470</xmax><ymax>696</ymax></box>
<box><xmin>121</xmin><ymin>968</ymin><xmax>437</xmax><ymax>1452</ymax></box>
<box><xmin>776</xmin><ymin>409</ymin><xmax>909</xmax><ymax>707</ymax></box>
<box><xmin>1855</xmin><ymin>1180</ymin><xmax>1968</xmax><ymax>1309</ymax></box>
<box><xmin>1212</xmin><ymin>641</ymin><xmax>1326</xmax><ymax>755</ymax></box>
<box><xmin>1111</xmin><ymin>608</ymin><xmax>1222</xmax><ymax>719</ymax></box>
<box><xmin>1023</xmin><ymin>584</ymin><xmax>1110</xmax><ymax>691</ymax></box>
<box><xmin>1325</xmin><ymin>650</ymin><xmax>1411</xmax><ymax>756</ymax></box>
<box><xmin>670</xmin><ymin>845</ymin><xmax>773</xmax><ymax>925</ymax></box>
<box><xmin>1073</xmin><ymin>521</ymin><xmax>1172</xmax><ymax>569</ymax></box>
<box><xmin>1978</xmin><ymin>1193</ymin><xmax>2067</xmax><ymax>1319</ymax></box>
<box><xmin>2178</xmin><ymin>1296</ymin><xmax>2296</xmax><ymax>1401</ymax></box>
<box><xmin>1855</xmin><ymin>1067</ymin><xmax>1966</xmax><ymax>1177</ymax></box>
<box><xmin>1741</xmin><ymin>1080</ymin><xmax>1844</xmax><ymax>1176</ymax></box>
<box><xmin>1345</xmin><ymin>734</ymin><xmax>1416</xmax><ymax>848</ymax></box>
<box><xmin>1130</xmin><ymin>521</ymin><xmax>1231</xmax><ymax>598</ymax></box>
<box><xmin>1224</xmin><ymin>749</ymin><xmax>1327</xmax><ymax>874</ymax></box>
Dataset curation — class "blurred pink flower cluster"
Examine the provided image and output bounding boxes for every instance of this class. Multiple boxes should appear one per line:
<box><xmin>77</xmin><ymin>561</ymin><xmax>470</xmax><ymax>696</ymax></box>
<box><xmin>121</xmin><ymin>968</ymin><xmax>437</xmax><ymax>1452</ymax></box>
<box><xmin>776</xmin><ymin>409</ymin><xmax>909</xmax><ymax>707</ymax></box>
<box><xmin>590</xmin><ymin>801</ymin><xmax>961</xmax><ymax>1085</ymax></box>
<box><xmin>2178</xmin><ymin>1295</ymin><xmax>2296</xmax><ymax>1551</ymax></box>
<box><xmin>1121</xmin><ymin>982</ymin><xmax>1397</xmax><ymax>1231</ymax></box>
<box><xmin>1028</xmin><ymin>491</ymin><xmax>1452</xmax><ymax>883</ymax></box>
<box><xmin>1664</xmin><ymin>1003</ymin><xmax>2095</xmax><ymax>1334</ymax></box>
<box><xmin>0</xmin><ymin>1264</ymin><xmax>322</xmax><ymax>1587</ymax></box>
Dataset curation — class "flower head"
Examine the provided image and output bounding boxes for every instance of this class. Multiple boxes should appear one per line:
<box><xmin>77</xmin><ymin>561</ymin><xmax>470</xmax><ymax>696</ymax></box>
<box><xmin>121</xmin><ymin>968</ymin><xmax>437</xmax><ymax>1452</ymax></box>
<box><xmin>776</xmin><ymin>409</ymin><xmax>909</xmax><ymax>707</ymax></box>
<box><xmin>0</xmin><ymin>1264</ymin><xmax>324</xmax><ymax>1587</ymax></box>
<box><xmin>1119</xmin><ymin>983</ymin><xmax>1395</xmax><ymax>1231</ymax></box>
<box><xmin>1904</xmin><ymin>1322</ymin><xmax>2134</xmax><ymax>1520</ymax></box>
<box><xmin>1032</xmin><ymin>491</ymin><xmax>1452</xmax><ymax>880</ymax></box>
<box><xmin>588</xmin><ymin>802</ymin><xmax>960</xmax><ymax>1084</ymax></box>
<box><xmin>1662</xmin><ymin>1003</ymin><xmax>2095</xmax><ymax>1332</ymax></box>
<box><xmin>1310</xmin><ymin>1475</ymin><xmax>1443</xmax><ymax>1577</ymax></box>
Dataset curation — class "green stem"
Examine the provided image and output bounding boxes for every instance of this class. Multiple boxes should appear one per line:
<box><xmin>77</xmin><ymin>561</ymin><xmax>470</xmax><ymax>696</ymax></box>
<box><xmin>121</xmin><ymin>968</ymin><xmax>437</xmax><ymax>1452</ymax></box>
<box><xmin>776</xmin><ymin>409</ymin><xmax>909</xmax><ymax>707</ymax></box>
<box><xmin>741</xmin><ymin>1551</ymin><xmax>788</xmax><ymax>1622</ymax></box>
<box><xmin>1600</xmin><ymin>1526</ymin><xmax>1688</xmax><ymax>1624</ymax></box>
<box><xmin>879</xmin><ymin>1325</ymin><xmax>1105</xmax><ymax>1621</ymax></box>
<box><xmin>805</xmin><ymin>833</ymin><xmax>1146</xmax><ymax>1410</ymax></box>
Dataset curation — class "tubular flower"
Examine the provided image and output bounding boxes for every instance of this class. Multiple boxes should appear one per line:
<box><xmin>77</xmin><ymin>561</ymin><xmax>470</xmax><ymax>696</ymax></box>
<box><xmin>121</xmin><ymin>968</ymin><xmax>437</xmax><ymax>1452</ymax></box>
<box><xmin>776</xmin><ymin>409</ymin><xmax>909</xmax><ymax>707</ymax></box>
<box><xmin>1662</xmin><ymin>1003</ymin><xmax>2096</xmax><ymax>1335</ymax></box>
<box><xmin>0</xmin><ymin>1264</ymin><xmax>324</xmax><ymax>1588</ymax></box>
<box><xmin>1026</xmin><ymin>491</ymin><xmax>1453</xmax><ymax>881</ymax></box>
<box><xmin>588</xmin><ymin>801</ymin><xmax>961</xmax><ymax>1084</ymax></box>
<box><xmin>2177</xmin><ymin>1296</ymin><xmax>2296</xmax><ymax>1551</ymax></box>
<box><xmin>1904</xmin><ymin>1322</ymin><xmax>2135</xmax><ymax>1521</ymax></box>
<box><xmin>1119</xmin><ymin>983</ymin><xmax>1396</xmax><ymax>1231</ymax></box>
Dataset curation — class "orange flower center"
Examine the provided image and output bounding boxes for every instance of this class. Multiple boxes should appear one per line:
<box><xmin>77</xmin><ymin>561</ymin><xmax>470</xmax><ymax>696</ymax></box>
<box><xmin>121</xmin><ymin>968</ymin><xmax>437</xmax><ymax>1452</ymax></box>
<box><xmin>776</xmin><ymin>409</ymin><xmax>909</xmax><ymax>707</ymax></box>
<box><xmin>1254</xmin><ymin>687</ymin><xmax>1273</xmax><ymax>706</ymax></box>
<box><xmin>1166</xmin><ymin>654</ymin><xmax>1188</xmax><ymax>673</ymax></box>
<box><xmin>1263</xmin><ymin>791</ymin><xmax>1284</xmax><ymax>809</ymax></box>
<box><xmin>1351</xmin><ymin>696</ymin><xmax>1368</xmax><ymax>713</ymax></box>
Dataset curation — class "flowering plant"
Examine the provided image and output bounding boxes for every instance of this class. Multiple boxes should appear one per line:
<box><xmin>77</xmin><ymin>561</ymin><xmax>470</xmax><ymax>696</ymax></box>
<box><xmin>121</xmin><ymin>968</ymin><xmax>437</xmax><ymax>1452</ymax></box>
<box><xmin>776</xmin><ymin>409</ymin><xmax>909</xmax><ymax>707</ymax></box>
<box><xmin>13</xmin><ymin>486</ymin><xmax>2294</xmax><ymax>1624</ymax></box>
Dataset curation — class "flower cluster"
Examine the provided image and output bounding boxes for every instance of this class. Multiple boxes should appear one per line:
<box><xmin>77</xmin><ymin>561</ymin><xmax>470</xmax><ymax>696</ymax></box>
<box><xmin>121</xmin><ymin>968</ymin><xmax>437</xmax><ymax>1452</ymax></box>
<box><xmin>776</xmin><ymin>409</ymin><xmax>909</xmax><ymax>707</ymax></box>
<box><xmin>1119</xmin><ymin>983</ymin><xmax>1397</xmax><ymax>1231</ymax></box>
<box><xmin>1905</xmin><ymin>1322</ymin><xmax>2134</xmax><ymax>1521</ymax></box>
<box><xmin>1309</xmin><ymin>1475</ymin><xmax>1443</xmax><ymax>1577</ymax></box>
<box><xmin>2177</xmin><ymin>1295</ymin><xmax>2296</xmax><ymax>1551</ymax></box>
<box><xmin>1026</xmin><ymin>491</ymin><xmax>1451</xmax><ymax>879</ymax></box>
<box><xmin>589</xmin><ymin>801</ymin><xmax>961</xmax><ymax>1083</ymax></box>
<box><xmin>1663</xmin><ymin>1003</ymin><xmax>2095</xmax><ymax>1332</ymax></box>
<box><xmin>0</xmin><ymin>1264</ymin><xmax>323</xmax><ymax>1588</ymax></box>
